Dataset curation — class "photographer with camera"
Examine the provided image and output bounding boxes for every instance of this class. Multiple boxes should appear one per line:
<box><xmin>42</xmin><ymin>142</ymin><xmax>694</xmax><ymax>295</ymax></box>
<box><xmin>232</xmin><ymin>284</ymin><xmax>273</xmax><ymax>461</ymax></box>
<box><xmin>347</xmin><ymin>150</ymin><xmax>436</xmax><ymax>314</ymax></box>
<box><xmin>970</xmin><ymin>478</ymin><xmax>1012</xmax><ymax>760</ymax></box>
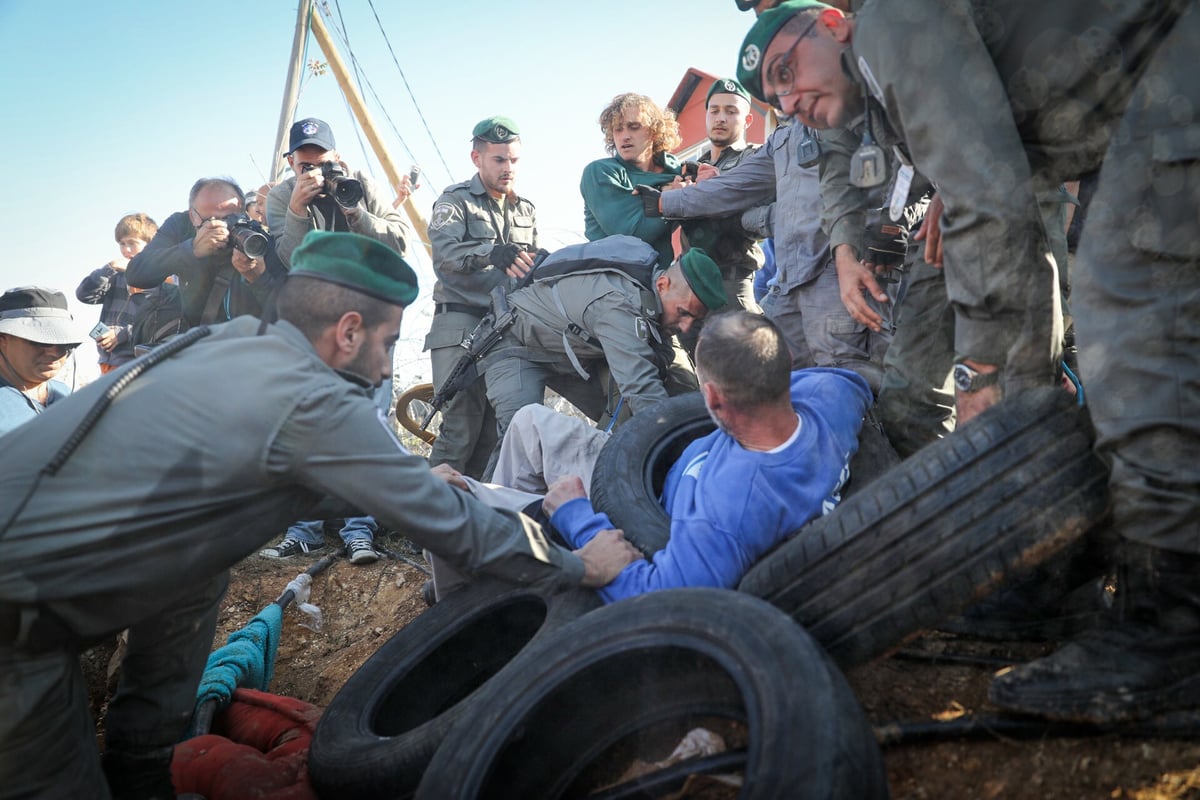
<box><xmin>267</xmin><ymin>117</ymin><xmax>414</xmax><ymax>268</ymax></box>
<box><xmin>126</xmin><ymin>177</ymin><xmax>286</xmax><ymax>328</ymax></box>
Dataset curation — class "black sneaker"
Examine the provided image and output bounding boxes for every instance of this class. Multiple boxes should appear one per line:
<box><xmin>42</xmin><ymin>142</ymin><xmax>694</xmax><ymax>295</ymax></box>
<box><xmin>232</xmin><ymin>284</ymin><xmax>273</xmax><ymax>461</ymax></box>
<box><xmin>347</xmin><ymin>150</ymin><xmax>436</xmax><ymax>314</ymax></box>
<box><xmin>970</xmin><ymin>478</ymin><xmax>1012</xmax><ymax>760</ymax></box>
<box><xmin>346</xmin><ymin>539</ymin><xmax>379</xmax><ymax>565</ymax></box>
<box><xmin>260</xmin><ymin>537</ymin><xmax>326</xmax><ymax>559</ymax></box>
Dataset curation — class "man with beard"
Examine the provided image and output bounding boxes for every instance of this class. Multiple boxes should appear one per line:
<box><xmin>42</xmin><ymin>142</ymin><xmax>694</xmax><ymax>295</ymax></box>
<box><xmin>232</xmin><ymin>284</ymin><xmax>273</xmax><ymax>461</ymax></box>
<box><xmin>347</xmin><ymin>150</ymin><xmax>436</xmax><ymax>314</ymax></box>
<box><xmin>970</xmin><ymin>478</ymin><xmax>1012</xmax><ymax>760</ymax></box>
<box><xmin>737</xmin><ymin>0</ymin><xmax>1200</xmax><ymax>723</ymax></box>
<box><xmin>677</xmin><ymin>78</ymin><xmax>766</xmax><ymax>318</ymax></box>
<box><xmin>425</xmin><ymin>116</ymin><xmax>538</xmax><ymax>478</ymax></box>
<box><xmin>0</xmin><ymin>231</ymin><xmax>638</xmax><ymax>799</ymax></box>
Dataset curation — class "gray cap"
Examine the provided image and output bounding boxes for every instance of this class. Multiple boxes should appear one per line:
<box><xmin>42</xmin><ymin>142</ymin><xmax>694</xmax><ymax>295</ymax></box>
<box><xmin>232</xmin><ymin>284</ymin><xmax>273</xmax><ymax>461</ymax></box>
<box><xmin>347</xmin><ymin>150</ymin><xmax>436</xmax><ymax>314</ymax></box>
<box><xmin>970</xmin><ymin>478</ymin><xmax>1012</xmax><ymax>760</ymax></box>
<box><xmin>0</xmin><ymin>286</ymin><xmax>87</xmax><ymax>344</ymax></box>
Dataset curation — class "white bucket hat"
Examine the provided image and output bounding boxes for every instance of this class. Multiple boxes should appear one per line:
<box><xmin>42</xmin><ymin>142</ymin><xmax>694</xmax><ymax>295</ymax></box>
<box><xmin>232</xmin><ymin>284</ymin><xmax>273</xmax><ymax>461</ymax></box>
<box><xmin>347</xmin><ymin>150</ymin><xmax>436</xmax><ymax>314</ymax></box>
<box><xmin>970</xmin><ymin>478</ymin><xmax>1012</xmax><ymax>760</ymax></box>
<box><xmin>0</xmin><ymin>286</ymin><xmax>87</xmax><ymax>345</ymax></box>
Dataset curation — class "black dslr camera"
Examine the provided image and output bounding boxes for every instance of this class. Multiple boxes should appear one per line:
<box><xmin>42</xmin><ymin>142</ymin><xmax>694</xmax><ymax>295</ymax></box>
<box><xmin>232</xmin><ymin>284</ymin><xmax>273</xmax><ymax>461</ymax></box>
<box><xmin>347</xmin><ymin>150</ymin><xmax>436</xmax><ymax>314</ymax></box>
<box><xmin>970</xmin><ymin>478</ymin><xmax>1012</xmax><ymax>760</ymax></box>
<box><xmin>305</xmin><ymin>162</ymin><xmax>364</xmax><ymax>209</ymax></box>
<box><xmin>223</xmin><ymin>213</ymin><xmax>269</xmax><ymax>259</ymax></box>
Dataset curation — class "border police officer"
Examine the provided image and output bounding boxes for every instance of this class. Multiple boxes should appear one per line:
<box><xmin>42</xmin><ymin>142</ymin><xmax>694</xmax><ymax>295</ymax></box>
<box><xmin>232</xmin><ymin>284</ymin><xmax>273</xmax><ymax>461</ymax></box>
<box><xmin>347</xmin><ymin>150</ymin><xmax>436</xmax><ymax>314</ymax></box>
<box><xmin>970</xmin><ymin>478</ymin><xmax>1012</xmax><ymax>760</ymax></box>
<box><xmin>425</xmin><ymin>116</ymin><xmax>538</xmax><ymax>478</ymax></box>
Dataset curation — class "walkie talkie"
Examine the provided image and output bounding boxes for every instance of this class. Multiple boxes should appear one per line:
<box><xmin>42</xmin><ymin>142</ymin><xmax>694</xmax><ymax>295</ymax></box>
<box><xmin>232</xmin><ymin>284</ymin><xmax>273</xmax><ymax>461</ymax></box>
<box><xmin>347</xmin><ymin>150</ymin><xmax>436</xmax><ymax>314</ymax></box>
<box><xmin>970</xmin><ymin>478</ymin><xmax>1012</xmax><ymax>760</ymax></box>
<box><xmin>849</xmin><ymin>85</ymin><xmax>887</xmax><ymax>188</ymax></box>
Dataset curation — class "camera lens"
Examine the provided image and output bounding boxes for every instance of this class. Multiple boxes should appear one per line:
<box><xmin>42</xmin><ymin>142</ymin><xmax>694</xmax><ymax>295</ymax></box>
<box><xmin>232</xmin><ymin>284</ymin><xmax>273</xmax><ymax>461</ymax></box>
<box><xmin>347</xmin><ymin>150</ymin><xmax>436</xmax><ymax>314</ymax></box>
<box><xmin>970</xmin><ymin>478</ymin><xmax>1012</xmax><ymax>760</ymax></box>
<box><xmin>234</xmin><ymin>230</ymin><xmax>269</xmax><ymax>259</ymax></box>
<box><xmin>331</xmin><ymin>178</ymin><xmax>364</xmax><ymax>208</ymax></box>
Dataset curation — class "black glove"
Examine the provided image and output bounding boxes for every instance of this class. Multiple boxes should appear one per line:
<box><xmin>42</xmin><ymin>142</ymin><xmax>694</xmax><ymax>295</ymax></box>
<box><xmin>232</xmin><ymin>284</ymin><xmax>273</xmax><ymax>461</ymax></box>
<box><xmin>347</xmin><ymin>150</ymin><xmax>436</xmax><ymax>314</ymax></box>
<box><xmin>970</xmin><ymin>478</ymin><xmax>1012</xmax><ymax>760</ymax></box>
<box><xmin>489</xmin><ymin>242</ymin><xmax>524</xmax><ymax>269</ymax></box>
<box><xmin>634</xmin><ymin>185</ymin><xmax>663</xmax><ymax>218</ymax></box>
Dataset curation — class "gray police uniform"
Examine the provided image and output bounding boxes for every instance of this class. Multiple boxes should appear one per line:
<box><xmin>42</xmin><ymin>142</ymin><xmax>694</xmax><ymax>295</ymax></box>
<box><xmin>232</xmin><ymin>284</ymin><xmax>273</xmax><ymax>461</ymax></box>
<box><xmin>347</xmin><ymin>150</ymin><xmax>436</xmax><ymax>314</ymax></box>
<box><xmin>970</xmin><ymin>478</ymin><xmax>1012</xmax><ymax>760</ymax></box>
<box><xmin>663</xmin><ymin>123</ymin><xmax>889</xmax><ymax>392</ymax></box>
<box><xmin>682</xmin><ymin>142</ymin><xmax>765</xmax><ymax>313</ymax></box>
<box><xmin>815</xmin><ymin>122</ymin><xmax>938</xmax><ymax>455</ymax></box>
<box><xmin>818</xmin><ymin>91</ymin><xmax>1074</xmax><ymax>457</ymax></box>
<box><xmin>852</xmin><ymin>0</ymin><xmax>1199</xmax><ymax>548</ymax></box>
<box><xmin>0</xmin><ymin>316</ymin><xmax>583</xmax><ymax>798</ymax></box>
<box><xmin>480</xmin><ymin>269</ymin><xmax>697</xmax><ymax>478</ymax></box>
<box><xmin>425</xmin><ymin>174</ymin><xmax>537</xmax><ymax>478</ymax></box>
<box><xmin>266</xmin><ymin>170</ymin><xmax>413</xmax><ymax>267</ymax></box>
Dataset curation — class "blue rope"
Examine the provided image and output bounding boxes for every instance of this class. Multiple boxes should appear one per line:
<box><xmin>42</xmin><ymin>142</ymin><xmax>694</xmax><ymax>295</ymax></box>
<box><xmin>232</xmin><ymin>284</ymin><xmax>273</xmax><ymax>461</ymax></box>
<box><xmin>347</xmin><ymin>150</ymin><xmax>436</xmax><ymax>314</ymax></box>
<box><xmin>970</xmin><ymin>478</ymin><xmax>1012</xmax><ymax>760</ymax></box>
<box><xmin>604</xmin><ymin>396</ymin><xmax>625</xmax><ymax>434</ymax></box>
<box><xmin>1062</xmin><ymin>360</ymin><xmax>1085</xmax><ymax>406</ymax></box>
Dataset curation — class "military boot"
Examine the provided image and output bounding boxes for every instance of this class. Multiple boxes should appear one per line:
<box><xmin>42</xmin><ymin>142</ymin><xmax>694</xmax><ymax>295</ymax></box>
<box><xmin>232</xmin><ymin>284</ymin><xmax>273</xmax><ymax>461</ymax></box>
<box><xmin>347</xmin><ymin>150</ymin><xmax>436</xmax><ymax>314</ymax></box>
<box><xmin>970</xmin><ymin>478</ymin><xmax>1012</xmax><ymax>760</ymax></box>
<box><xmin>988</xmin><ymin>542</ymin><xmax>1200</xmax><ymax>723</ymax></box>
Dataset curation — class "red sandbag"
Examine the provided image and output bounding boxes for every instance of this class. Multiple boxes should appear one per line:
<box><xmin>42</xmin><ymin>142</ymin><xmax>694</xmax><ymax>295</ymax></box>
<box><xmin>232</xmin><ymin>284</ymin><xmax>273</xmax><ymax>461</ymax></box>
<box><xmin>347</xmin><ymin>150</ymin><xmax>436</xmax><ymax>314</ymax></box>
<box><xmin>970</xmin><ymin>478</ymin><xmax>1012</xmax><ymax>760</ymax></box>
<box><xmin>172</xmin><ymin>689</ymin><xmax>322</xmax><ymax>800</ymax></box>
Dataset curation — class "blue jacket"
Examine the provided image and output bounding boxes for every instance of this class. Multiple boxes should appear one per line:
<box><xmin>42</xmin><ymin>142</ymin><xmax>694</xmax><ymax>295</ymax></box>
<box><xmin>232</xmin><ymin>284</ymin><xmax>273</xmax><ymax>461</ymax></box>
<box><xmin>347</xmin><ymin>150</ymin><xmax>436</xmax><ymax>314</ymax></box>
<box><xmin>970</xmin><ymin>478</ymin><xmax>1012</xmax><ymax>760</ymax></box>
<box><xmin>552</xmin><ymin>367</ymin><xmax>872</xmax><ymax>603</ymax></box>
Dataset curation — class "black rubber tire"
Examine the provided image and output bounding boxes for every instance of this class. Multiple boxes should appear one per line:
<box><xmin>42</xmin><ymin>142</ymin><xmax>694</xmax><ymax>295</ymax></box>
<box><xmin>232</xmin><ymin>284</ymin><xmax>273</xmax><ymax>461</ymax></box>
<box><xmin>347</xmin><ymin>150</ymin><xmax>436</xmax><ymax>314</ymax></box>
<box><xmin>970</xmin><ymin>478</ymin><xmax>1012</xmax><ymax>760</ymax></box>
<box><xmin>414</xmin><ymin>588</ymin><xmax>888</xmax><ymax>800</ymax></box>
<box><xmin>737</xmin><ymin>387</ymin><xmax>1112</xmax><ymax>668</ymax></box>
<box><xmin>590</xmin><ymin>392</ymin><xmax>901</xmax><ymax>556</ymax></box>
<box><xmin>308</xmin><ymin>577</ymin><xmax>601</xmax><ymax>799</ymax></box>
<box><xmin>590</xmin><ymin>392</ymin><xmax>711</xmax><ymax>555</ymax></box>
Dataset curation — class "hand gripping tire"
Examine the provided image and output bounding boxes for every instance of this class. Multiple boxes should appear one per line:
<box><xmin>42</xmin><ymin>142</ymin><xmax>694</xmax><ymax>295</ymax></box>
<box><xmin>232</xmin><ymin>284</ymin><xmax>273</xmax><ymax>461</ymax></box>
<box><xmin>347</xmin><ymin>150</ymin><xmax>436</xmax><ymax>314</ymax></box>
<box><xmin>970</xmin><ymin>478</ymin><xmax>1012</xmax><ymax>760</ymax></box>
<box><xmin>414</xmin><ymin>588</ymin><xmax>888</xmax><ymax>800</ymax></box>
<box><xmin>590</xmin><ymin>392</ymin><xmax>900</xmax><ymax>556</ymax></box>
<box><xmin>307</xmin><ymin>577</ymin><xmax>600</xmax><ymax>799</ymax></box>
<box><xmin>737</xmin><ymin>387</ymin><xmax>1112</xmax><ymax>668</ymax></box>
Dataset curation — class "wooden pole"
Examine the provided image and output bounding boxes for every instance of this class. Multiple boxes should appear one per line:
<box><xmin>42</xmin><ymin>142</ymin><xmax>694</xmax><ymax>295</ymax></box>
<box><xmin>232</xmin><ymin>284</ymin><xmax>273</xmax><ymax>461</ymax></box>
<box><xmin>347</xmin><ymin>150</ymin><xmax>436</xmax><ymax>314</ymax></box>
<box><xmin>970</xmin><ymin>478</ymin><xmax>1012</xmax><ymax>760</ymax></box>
<box><xmin>309</xmin><ymin>12</ymin><xmax>431</xmax><ymax>257</ymax></box>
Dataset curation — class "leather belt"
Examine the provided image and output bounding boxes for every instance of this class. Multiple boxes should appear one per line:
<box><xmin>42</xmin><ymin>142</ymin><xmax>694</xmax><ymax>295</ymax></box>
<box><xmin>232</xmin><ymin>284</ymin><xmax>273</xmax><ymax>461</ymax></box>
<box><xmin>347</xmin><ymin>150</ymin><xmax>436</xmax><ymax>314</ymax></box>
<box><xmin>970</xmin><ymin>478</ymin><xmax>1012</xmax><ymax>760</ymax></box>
<box><xmin>434</xmin><ymin>303</ymin><xmax>488</xmax><ymax>317</ymax></box>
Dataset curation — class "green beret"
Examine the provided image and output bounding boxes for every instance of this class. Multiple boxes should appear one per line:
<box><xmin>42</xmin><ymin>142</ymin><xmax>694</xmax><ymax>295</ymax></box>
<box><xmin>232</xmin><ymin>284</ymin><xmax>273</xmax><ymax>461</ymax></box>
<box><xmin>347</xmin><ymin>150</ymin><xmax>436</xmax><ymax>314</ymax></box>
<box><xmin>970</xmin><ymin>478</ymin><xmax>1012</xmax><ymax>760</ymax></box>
<box><xmin>706</xmin><ymin>78</ymin><xmax>752</xmax><ymax>106</ymax></box>
<box><xmin>737</xmin><ymin>0</ymin><xmax>834</xmax><ymax>103</ymax></box>
<box><xmin>471</xmin><ymin>115</ymin><xmax>521</xmax><ymax>144</ymax></box>
<box><xmin>290</xmin><ymin>231</ymin><xmax>419</xmax><ymax>306</ymax></box>
<box><xmin>677</xmin><ymin>248</ymin><xmax>727</xmax><ymax>312</ymax></box>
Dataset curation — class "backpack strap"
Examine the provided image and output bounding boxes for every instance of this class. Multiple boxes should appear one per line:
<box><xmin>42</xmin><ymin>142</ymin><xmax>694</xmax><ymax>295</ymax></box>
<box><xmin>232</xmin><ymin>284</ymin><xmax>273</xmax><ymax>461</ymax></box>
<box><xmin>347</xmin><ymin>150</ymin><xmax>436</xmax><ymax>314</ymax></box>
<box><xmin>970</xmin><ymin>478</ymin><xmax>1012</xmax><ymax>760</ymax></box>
<box><xmin>549</xmin><ymin>282</ymin><xmax>598</xmax><ymax>381</ymax></box>
<box><xmin>199</xmin><ymin>267</ymin><xmax>235</xmax><ymax>325</ymax></box>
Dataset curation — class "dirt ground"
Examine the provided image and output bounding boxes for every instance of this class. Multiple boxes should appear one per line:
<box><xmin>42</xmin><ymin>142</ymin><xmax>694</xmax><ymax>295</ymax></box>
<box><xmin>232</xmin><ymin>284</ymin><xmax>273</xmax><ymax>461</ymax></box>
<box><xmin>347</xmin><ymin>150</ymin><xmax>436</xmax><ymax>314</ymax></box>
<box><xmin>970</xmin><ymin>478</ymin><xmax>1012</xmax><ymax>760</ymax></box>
<box><xmin>83</xmin><ymin>530</ymin><xmax>1200</xmax><ymax>799</ymax></box>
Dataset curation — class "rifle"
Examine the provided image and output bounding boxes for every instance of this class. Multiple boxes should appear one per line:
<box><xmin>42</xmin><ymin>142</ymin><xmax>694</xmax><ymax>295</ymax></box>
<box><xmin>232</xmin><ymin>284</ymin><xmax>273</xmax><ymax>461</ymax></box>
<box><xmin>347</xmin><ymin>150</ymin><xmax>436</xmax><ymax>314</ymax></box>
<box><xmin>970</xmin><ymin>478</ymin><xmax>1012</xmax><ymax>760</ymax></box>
<box><xmin>420</xmin><ymin>250</ymin><xmax>548</xmax><ymax>430</ymax></box>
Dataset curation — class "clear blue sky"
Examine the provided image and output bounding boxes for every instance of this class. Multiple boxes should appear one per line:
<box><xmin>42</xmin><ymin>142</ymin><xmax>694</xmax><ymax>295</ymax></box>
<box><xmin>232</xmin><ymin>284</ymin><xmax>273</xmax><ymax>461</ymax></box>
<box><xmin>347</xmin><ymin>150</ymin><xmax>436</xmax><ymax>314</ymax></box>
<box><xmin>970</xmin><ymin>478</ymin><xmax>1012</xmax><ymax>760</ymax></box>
<box><xmin>0</xmin><ymin>0</ymin><xmax>755</xmax><ymax>385</ymax></box>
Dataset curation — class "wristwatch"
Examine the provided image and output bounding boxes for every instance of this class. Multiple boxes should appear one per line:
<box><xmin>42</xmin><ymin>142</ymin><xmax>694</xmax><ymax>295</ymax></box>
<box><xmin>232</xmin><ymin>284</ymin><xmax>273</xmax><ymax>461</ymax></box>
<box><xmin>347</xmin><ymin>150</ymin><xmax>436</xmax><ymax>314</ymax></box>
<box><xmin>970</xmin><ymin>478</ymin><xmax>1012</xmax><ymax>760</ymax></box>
<box><xmin>953</xmin><ymin>362</ymin><xmax>1001</xmax><ymax>393</ymax></box>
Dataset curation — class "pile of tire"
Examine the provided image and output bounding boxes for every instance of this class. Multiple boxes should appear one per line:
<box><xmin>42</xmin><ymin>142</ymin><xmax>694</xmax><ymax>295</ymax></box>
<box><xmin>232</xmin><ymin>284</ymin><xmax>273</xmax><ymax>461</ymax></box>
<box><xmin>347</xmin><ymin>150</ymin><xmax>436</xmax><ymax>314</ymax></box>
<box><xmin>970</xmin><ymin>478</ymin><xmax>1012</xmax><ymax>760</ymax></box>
<box><xmin>311</xmin><ymin>586</ymin><xmax>887</xmax><ymax>799</ymax></box>
<box><xmin>308</xmin><ymin>387</ymin><xmax>1109</xmax><ymax>797</ymax></box>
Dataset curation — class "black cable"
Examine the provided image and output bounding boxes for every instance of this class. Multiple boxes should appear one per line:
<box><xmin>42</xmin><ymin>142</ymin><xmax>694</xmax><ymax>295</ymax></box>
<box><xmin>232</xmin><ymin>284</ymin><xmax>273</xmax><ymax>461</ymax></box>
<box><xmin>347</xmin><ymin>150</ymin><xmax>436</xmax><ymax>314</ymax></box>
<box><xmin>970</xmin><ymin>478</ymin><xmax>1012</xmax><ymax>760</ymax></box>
<box><xmin>892</xmin><ymin>648</ymin><xmax>1018</xmax><ymax>669</ymax></box>
<box><xmin>365</xmin><ymin>0</ymin><xmax>457</xmax><ymax>184</ymax></box>
<box><xmin>315</xmin><ymin>0</ymin><xmax>427</xmax><ymax>181</ymax></box>
<box><xmin>875</xmin><ymin>710</ymin><xmax>1200</xmax><ymax>747</ymax></box>
<box><xmin>586</xmin><ymin>750</ymin><xmax>748</xmax><ymax>799</ymax></box>
<box><xmin>376</xmin><ymin>545</ymin><xmax>432</xmax><ymax>575</ymax></box>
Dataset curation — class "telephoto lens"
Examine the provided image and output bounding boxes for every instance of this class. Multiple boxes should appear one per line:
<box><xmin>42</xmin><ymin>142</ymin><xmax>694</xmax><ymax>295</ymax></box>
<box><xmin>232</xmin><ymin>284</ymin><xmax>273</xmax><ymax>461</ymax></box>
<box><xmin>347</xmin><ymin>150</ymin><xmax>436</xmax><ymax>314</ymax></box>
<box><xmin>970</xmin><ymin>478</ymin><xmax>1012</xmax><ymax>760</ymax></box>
<box><xmin>225</xmin><ymin>213</ymin><xmax>269</xmax><ymax>259</ymax></box>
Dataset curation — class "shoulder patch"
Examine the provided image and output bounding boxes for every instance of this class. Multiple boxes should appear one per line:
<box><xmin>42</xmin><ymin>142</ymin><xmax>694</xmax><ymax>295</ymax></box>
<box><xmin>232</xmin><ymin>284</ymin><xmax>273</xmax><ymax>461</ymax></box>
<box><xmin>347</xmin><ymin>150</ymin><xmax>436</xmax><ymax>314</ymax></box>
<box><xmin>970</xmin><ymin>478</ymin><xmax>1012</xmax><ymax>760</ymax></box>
<box><xmin>376</xmin><ymin>407</ymin><xmax>411</xmax><ymax>454</ymax></box>
<box><xmin>857</xmin><ymin>56</ymin><xmax>885</xmax><ymax>106</ymax></box>
<box><xmin>430</xmin><ymin>202</ymin><xmax>457</xmax><ymax>230</ymax></box>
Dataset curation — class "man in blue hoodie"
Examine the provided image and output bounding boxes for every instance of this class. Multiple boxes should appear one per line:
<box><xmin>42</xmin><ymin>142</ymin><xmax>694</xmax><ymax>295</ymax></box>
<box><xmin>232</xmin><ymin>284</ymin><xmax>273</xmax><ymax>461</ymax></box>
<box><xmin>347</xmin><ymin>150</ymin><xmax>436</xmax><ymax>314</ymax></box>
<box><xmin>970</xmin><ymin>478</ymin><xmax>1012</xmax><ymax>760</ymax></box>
<box><xmin>521</xmin><ymin>310</ymin><xmax>872</xmax><ymax>602</ymax></box>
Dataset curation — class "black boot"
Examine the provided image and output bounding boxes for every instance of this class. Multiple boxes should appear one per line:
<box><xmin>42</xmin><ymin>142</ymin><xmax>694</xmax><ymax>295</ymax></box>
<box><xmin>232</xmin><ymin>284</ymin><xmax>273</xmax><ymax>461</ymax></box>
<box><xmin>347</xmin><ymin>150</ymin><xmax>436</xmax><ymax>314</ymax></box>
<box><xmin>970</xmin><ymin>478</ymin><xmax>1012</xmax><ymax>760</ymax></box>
<box><xmin>988</xmin><ymin>542</ymin><xmax>1200</xmax><ymax>723</ymax></box>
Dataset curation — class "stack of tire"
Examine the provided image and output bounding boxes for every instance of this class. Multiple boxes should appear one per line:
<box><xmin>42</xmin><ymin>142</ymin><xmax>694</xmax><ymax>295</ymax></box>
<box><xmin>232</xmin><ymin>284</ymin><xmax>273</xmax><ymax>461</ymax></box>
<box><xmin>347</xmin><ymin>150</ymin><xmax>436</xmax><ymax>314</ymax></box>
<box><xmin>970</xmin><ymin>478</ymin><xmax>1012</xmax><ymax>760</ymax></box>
<box><xmin>309</xmin><ymin>388</ymin><xmax>1110</xmax><ymax>798</ymax></box>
